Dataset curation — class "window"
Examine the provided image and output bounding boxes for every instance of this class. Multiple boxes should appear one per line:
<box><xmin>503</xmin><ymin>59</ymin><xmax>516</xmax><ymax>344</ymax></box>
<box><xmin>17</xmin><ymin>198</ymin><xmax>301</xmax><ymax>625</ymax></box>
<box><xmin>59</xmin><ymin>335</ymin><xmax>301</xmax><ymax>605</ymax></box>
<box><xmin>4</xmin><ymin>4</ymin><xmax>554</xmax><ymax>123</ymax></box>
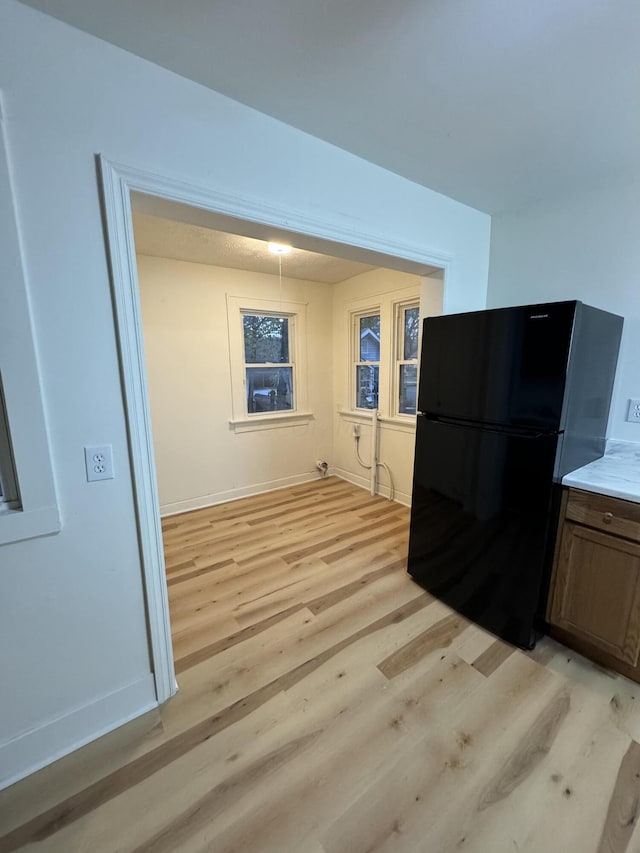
<box><xmin>347</xmin><ymin>291</ymin><xmax>422</xmax><ymax>423</ymax></box>
<box><xmin>0</xmin><ymin>111</ymin><xmax>59</xmax><ymax>543</ymax></box>
<box><xmin>243</xmin><ymin>313</ymin><xmax>294</xmax><ymax>414</ymax></box>
<box><xmin>0</xmin><ymin>375</ymin><xmax>19</xmax><ymax>510</ymax></box>
<box><xmin>395</xmin><ymin>302</ymin><xmax>420</xmax><ymax>415</ymax></box>
<box><xmin>354</xmin><ymin>311</ymin><xmax>380</xmax><ymax>410</ymax></box>
<box><xmin>226</xmin><ymin>295</ymin><xmax>310</xmax><ymax>430</ymax></box>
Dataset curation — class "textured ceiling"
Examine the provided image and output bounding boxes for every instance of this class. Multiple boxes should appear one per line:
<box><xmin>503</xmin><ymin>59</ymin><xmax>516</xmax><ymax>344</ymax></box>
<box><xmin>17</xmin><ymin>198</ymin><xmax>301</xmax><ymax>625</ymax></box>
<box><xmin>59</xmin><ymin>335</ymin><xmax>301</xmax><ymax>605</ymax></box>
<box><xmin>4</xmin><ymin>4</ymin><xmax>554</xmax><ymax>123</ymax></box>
<box><xmin>132</xmin><ymin>213</ymin><xmax>378</xmax><ymax>284</ymax></box>
<box><xmin>20</xmin><ymin>0</ymin><xmax>640</xmax><ymax>213</ymax></box>
<box><xmin>130</xmin><ymin>194</ymin><xmax>442</xmax><ymax>282</ymax></box>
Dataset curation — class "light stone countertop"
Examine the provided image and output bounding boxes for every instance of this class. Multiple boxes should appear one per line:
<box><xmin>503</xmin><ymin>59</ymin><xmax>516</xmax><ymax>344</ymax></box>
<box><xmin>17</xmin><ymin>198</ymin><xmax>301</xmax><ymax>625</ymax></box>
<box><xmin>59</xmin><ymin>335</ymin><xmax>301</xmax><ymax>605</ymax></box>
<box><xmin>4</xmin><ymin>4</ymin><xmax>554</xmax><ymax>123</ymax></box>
<box><xmin>562</xmin><ymin>440</ymin><xmax>640</xmax><ymax>504</ymax></box>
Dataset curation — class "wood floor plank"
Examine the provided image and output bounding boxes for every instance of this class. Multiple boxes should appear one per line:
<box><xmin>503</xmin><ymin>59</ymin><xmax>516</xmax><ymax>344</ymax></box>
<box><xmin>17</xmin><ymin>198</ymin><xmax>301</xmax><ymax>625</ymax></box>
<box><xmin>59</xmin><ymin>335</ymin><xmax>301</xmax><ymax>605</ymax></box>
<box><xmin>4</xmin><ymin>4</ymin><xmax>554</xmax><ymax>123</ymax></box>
<box><xmin>196</xmin><ymin>655</ymin><xmax>485</xmax><ymax>853</ymax></box>
<box><xmin>166</xmin><ymin>557</ymin><xmax>234</xmax><ymax>586</ymax></box>
<box><xmin>174</xmin><ymin>602</ymin><xmax>307</xmax><ymax>673</ymax></box>
<box><xmin>305</xmin><ymin>556</ymin><xmax>408</xmax><ymax>615</ymax></box>
<box><xmin>596</xmin><ymin>739</ymin><xmax>640</xmax><ymax>853</ymax></box>
<box><xmin>514</xmin><ymin>722</ymin><xmax>633</xmax><ymax>853</ymax></box>
<box><xmin>471</xmin><ymin>637</ymin><xmax>517</xmax><ymax>677</ymax></box>
<box><xmin>0</xmin><ymin>591</ymin><xmax>432</xmax><ymax>850</ymax></box>
<box><xmin>417</xmin><ymin>680</ymin><xmax>626</xmax><ymax>853</ymax></box>
<box><xmin>280</xmin><ymin>517</ymin><xmax>408</xmax><ymax>564</ymax></box>
<box><xmin>171</xmin><ymin>611</ymin><xmax>240</xmax><ymax>663</ymax></box>
<box><xmin>477</xmin><ymin>688</ymin><xmax>571</xmax><ymax>811</ymax></box>
<box><xmin>3</xmin><ymin>479</ymin><xmax>640</xmax><ymax>853</ymax></box>
<box><xmin>0</xmin><ymin>674</ymin><xmax>297</xmax><ymax>850</ymax></box>
<box><xmin>377</xmin><ymin>611</ymin><xmax>469</xmax><ymax>679</ymax></box>
<box><xmin>162</xmin><ymin>573</ymin><xmax>427</xmax><ymax>744</ymax></box>
<box><xmin>320</xmin><ymin>654</ymin><xmax>563</xmax><ymax>853</ymax></box>
<box><xmin>230</xmin><ymin>552</ymin><xmax>410</xmax><ymax>628</ymax></box>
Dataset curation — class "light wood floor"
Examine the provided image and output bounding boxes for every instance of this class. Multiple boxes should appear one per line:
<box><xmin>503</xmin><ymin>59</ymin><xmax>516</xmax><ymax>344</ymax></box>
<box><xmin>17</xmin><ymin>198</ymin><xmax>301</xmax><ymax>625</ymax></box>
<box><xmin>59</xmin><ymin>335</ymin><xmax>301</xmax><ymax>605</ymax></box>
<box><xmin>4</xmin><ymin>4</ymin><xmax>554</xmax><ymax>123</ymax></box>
<box><xmin>3</xmin><ymin>477</ymin><xmax>640</xmax><ymax>852</ymax></box>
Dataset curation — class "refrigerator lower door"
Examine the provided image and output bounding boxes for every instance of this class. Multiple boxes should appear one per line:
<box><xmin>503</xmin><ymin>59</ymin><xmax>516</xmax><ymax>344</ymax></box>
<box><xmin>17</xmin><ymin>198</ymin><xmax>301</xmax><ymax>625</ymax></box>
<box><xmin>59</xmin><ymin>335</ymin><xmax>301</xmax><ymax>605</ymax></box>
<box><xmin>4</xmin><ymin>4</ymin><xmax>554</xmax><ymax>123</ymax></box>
<box><xmin>407</xmin><ymin>417</ymin><xmax>559</xmax><ymax>649</ymax></box>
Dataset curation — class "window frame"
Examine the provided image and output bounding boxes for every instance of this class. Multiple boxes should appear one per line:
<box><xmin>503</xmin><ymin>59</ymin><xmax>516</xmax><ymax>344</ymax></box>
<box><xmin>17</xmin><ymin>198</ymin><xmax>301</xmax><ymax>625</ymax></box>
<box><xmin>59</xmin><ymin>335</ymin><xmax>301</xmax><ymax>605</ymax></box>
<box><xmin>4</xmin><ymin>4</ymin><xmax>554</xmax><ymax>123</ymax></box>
<box><xmin>0</xmin><ymin>100</ymin><xmax>60</xmax><ymax>543</ymax></box>
<box><xmin>242</xmin><ymin>311</ymin><xmax>296</xmax><ymax>416</ymax></box>
<box><xmin>226</xmin><ymin>295</ymin><xmax>311</xmax><ymax>432</ymax></box>
<box><xmin>0</xmin><ymin>374</ymin><xmax>19</xmax><ymax>510</ymax></box>
<box><xmin>393</xmin><ymin>299</ymin><xmax>421</xmax><ymax>418</ymax></box>
<box><xmin>344</xmin><ymin>286</ymin><xmax>423</xmax><ymax>427</ymax></box>
<box><xmin>352</xmin><ymin>308</ymin><xmax>381</xmax><ymax>412</ymax></box>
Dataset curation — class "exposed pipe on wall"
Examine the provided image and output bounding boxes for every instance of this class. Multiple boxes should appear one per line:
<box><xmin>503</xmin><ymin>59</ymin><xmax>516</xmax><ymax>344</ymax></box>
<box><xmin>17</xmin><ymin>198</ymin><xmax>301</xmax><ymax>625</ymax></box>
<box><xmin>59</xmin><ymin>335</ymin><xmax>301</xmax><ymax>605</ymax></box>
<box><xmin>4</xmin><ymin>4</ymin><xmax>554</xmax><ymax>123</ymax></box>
<box><xmin>315</xmin><ymin>459</ymin><xmax>329</xmax><ymax>477</ymax></box>
<box><xmin>370</xmin><ymin>410</ymin><xmax>378</xmax><ymax>495</ymax></box>
<box><xmin>353</xmin><ymin>412</ymin><xmax>395</xmax><ymax>501</ymax></box>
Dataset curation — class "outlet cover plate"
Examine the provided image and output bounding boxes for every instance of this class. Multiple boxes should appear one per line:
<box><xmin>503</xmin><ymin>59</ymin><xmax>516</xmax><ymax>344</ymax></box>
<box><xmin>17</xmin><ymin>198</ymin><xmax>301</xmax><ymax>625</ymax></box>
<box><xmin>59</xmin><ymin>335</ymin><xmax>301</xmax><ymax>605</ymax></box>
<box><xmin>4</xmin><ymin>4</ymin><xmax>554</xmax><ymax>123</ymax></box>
<box><xmin>626</xmin><ymin>399</ymin><xmax>640</xmax><ymax>424</ymax></box>
<box><xmin>84</xmin><ymin>445</ymin><xmax>114</xmax><ymax>481</ymax></box>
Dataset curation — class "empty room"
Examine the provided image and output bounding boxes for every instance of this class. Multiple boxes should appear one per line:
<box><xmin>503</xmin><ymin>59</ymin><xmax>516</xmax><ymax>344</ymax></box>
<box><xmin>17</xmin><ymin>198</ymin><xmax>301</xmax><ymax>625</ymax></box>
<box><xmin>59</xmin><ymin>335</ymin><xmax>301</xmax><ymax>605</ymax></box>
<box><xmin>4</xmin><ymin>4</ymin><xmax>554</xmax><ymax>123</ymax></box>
<box><xmin>1</xmin><ymin>2</ymin><xmax>639</xmax><ymax>851</ymax></box>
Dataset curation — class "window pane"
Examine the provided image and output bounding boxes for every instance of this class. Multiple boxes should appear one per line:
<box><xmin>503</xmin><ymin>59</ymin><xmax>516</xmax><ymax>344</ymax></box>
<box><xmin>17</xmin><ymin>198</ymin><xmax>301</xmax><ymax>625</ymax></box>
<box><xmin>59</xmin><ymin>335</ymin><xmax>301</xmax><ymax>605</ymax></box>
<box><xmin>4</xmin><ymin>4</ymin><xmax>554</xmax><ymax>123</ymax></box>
<box><xmin>399</xmin><ymin>364</ymin><xmax>418</xmax><ymax>414</ymax></box>
<box><xmin>359</xmin><ymin>314</ymin><xmax>380</xmax><ymax>362</ymax></box>
<box><xmin>243</xmin><ymin>315</ymin><xmax>289</xmax><ymax>363</ymax></box>
<box><xmin>0</xmin><ymin>375</ymin><xmax>18</xmax><ymax>503</ymax></box>
<box><xmin>246</xmin><ymin>367</ymin><xmax>293</xmax><ymax>413</ymax></box>
<box><xmin>356</xmin><ymin>365</ymin><xmax>379</xmax><ymax>409</ymax></box>
<box><xmin>403</xmin><ymin>307</ymin><xmax>420</xmax><ymax>360</ymax></box>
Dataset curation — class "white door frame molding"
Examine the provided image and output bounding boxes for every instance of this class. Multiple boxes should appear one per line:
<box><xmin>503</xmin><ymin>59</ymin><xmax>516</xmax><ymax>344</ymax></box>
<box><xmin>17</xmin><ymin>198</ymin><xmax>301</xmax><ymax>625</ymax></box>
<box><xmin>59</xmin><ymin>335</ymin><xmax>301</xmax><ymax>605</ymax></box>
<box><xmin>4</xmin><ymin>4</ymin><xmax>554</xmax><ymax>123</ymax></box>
<box><xmin>97</xmin><ymin>155</ymin><xmax>451</xmax><ymax>703</ymax></box>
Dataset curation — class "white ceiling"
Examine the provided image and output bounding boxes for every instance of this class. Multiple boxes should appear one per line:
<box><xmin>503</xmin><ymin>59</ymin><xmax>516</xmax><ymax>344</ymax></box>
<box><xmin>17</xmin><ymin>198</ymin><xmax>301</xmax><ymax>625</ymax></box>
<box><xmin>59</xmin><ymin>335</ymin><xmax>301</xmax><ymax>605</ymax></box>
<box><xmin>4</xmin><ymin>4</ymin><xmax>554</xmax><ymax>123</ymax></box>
<box><xmin>132</xmin><ymin>213</ymin><xmax>379</xmax><ymax>284</ymax></box>
<box><xmin>130</xmin><ymin>193</ymin><xmax>442</xmax><ymax>282</ymax></box>
<box><xmin>19</xmin><ymin>0</ymin><xmax>640</xmax><ymax>214</ymax></box>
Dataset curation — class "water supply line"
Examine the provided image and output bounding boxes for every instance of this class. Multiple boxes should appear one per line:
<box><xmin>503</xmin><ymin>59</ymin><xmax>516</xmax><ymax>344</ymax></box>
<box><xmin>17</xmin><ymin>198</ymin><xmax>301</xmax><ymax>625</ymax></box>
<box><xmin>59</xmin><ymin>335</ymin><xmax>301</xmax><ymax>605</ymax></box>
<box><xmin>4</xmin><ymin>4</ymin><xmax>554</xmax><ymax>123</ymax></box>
<box><xmin>315</xmin><ymin>459</ymin><xmax>329</xmax><ymax>477</ymax></box>
<box><xmin>369</xmin><ymin>408</ymin><xmax>377</xmax><ymax>495</ymax></box>
<box><xmin>353</xmin><ymin>411</ymin><xmax>395</xmax><ymax>501</ymax></box>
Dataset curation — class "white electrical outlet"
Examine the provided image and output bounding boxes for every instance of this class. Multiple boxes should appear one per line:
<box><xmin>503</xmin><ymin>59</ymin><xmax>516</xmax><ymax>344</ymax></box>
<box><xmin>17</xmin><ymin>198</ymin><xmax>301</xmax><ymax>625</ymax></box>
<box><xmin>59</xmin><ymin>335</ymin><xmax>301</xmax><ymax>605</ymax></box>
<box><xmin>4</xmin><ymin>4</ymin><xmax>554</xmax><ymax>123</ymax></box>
<box><xmin>627</xmin><ymin>399</ymin><xmax>640</xmax><ymax>424</ymax></box>
<box><xmin>84</xmin><ymin>445</ymin><xmax>114</xmax><ymax>481</ymax></box>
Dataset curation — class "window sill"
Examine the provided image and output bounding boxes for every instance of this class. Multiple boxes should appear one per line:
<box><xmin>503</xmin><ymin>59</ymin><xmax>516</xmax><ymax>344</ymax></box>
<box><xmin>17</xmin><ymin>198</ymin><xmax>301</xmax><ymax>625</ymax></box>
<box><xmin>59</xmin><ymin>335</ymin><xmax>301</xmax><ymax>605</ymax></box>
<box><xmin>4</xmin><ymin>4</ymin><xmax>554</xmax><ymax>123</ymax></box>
<box><xmin>337</xmin><ymin>410</ymin><xmax>417</xmax><ymax>434</ymax></box>
<box><xmin>380</xmin><ymin>416</ymin><xmax>417</xmax><ymax>434</ymax></box>
<box><xmin>229</xmin><ymin>411</ymin><xmax>315</xmax><ymax>433</ymax></box>
<box><xmin>0</xmin><ymin>504</ymin><xmax>61</xmax><ymax>546</ymax></box>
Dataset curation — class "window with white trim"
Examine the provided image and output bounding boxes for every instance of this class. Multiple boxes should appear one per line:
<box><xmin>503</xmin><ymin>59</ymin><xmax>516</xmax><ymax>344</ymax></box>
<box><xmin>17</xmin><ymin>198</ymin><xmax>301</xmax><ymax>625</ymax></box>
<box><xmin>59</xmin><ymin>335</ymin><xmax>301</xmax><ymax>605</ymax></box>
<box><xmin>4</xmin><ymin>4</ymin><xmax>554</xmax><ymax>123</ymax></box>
<box><xmin>243</xmin><ymin>313</ymin><xmax>294</xmax><ymax>414</ymax></box>
<box><xmin>395</xmin><ymin>302</ymin><xmax>420</xmax><ymax>416</ymax></box>
<box><xmin>353</xmin><ymin>310</ymin><xmax>381</xmax><ymax>410</ymax></box>
<box><xmin>226</xmin><ymin>295</ymin><xmax>310</xmax><ymax>429</ymax></box>
<box><xmin>347</xmin><ymin>288</ymin><xmax>422</xmax><ymax>422</ymax></box>
<box><xmin>0</xmin><ymin>107</ymin><xmax>59</xmax><ymax>543</ymax></box>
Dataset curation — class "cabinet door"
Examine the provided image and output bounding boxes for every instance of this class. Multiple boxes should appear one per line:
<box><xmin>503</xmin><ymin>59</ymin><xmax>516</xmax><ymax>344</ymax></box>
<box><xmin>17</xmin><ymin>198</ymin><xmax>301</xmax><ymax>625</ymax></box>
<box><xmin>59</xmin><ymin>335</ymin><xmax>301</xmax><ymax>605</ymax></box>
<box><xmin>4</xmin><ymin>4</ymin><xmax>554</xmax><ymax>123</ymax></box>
<box><xmin>550</xmin><ymin>521</ymin><xmax>640</xmax><ymax>666</ymax></box>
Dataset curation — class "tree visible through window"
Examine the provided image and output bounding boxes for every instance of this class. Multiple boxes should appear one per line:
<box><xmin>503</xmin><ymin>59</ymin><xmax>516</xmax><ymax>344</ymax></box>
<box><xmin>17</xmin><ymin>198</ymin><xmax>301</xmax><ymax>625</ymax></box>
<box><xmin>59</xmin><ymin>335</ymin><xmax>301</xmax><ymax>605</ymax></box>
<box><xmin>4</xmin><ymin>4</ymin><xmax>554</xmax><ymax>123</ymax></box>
<box><xmin>397</xmin><ymin>304</ymin><xmax>420</xmax><ymax>415</ymax></box>
<box><xmin>242</xmin><ymin>313</ymin><xmax>294</xmax><ymax>414</ymax></box>
<box><xmin>355</xmin><ymin>312</ymin><xmax>380</xmax><ymax>410</ymax></box>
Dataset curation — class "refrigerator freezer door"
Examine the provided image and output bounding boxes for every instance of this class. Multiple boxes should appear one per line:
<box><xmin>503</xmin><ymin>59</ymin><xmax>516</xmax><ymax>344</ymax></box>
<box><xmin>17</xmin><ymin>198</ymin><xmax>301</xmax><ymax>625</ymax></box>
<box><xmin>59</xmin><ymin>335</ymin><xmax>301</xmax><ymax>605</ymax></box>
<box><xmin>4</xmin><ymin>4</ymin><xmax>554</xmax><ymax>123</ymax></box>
<box><xmin>417</xmin><ymin>301</ymin><xmax>576</xmax><ymax>431</ymax></box>
<box><xmin>407</xmin><ymin>417</ymin><xmax>559</xmax><ymax>648</ymax></box>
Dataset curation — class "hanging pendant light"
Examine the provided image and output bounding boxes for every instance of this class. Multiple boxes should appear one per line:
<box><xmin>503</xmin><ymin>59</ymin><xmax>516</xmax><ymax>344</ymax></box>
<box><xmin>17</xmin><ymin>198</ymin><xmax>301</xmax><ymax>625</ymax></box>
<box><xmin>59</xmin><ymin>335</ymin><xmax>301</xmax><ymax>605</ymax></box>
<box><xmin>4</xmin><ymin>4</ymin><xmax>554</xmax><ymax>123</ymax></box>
<box><xmin>268</xmin><ymin>242</ymin><xmax>292</xmax><ymax>255</ymax></box>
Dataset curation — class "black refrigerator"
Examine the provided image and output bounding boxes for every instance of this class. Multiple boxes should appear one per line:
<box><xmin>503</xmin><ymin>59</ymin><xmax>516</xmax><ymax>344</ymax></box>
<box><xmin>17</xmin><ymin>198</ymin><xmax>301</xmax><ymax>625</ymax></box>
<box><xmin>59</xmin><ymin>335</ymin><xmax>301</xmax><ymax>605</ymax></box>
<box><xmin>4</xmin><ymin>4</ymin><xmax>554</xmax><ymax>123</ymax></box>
<box><xmin>407</xmin><ymin>300</ymin><xmax>622</xmax><ymax>649</ymax></box>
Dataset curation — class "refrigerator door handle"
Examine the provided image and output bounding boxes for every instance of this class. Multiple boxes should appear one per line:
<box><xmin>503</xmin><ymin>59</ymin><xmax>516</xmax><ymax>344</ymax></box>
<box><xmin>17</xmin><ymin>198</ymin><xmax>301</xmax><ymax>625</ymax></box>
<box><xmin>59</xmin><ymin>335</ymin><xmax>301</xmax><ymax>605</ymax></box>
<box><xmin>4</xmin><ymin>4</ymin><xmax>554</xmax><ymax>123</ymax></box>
<box><xmin>423</xmin><ymin>416</ymin><xmax>562</xmax><ymax>440</ymax></box>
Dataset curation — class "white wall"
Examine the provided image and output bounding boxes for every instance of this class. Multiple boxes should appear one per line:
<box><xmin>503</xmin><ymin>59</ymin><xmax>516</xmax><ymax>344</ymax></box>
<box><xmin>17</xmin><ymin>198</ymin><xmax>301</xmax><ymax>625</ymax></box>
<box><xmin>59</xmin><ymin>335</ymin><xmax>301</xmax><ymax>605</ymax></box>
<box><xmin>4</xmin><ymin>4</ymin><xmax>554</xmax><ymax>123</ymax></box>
<box><xmin>0</xmin><ymin>0</ymin><xmax>490</xmax><ymax>786</ymax></box>
<box><xmin>137</xmin><ymin>256</ymin><xmax>334</xmax><ymax>514</ymax></box>
<box><xmin>332</xmin><ymin>269</ymin><xmax>444</xmax><ymax>504</ymax></box>
<box><xmin>487</xmin><ymin>172</ymin><xmax>640</xmax><ymax>442</ymax></box>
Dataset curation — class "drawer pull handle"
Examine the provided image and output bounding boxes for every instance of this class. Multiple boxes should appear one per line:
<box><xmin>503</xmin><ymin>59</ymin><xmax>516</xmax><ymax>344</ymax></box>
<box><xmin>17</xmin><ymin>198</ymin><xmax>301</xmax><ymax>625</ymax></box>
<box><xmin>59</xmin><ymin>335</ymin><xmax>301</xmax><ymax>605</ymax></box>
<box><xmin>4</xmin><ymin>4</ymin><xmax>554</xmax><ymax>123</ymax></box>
<box><xmin>603</xmin><ymin>512</ymin><xmax>614</xmax><ymax>524</ymax></box>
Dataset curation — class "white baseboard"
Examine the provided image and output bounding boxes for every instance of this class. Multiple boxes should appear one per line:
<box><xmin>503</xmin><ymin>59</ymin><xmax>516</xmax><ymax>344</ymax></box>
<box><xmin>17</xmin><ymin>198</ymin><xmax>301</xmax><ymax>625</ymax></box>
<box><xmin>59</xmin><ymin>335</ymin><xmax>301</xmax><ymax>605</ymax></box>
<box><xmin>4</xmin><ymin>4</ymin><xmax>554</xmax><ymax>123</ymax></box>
<box><xmin>0</xmin><ymin>673</ymin><xmax>157</xmax><ymax>791</ymax></box>
<box><xmin>333</xmin><ymin>467</ymin><xmax>411</xmax><ymax>507</ymax></box>
<box><xmin>160</xmin><ymin>471</ymin><xmax>328</xmax><ymax>517</ymax></box>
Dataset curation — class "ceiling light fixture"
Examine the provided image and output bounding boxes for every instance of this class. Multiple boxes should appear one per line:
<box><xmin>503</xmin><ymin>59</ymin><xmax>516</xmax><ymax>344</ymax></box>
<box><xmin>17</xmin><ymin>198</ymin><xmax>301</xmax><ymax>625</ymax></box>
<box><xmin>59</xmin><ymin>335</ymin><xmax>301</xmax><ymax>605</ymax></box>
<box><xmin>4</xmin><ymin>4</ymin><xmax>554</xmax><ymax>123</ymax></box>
<box><xmin>268</xmin><ymin>242</ymin><xmax>292</xmax><ymax>255</ymax></box>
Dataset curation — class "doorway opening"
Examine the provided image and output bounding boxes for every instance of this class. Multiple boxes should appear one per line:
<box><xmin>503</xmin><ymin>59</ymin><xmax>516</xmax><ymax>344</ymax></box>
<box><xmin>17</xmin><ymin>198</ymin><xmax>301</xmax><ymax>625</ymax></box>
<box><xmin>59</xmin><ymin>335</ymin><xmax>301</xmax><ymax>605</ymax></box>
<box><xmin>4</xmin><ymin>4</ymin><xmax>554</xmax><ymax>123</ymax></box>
<box><xmin>99</xmin><ymin>157</ymin><xmax>446</xmax><ymax>703</ymax></box>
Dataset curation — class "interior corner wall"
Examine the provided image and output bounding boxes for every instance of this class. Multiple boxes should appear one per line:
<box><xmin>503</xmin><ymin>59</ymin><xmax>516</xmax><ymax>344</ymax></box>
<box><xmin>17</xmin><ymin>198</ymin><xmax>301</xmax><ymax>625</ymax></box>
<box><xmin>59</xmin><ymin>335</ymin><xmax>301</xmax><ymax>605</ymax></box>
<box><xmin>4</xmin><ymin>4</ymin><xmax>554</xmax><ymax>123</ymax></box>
<box><xmin>487</xmin><ymin>172</ymin><xmax>640</xmax><ymax>442</ymax></box>
<box><xmin>137</xmin><ymin>255</ymin><xmax>334</xmax><ymax>514</ymax></box>
<box><xmin>332</xmin><ymin>268</ymin><xmax>444</xmax><ymax>504</ymax></box>
<box><xmin>0</xmin><ymin>0</ymin><xmax>489</xmax><ymax>786</ymax></box>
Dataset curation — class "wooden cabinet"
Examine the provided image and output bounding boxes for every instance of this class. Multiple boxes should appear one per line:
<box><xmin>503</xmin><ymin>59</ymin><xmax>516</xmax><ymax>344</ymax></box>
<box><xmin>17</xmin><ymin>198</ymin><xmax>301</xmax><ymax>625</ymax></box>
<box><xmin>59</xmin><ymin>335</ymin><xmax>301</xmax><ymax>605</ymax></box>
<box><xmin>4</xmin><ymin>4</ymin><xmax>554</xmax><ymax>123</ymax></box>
<box><xmin>548</xmin><ymin>488</ymin><xmax>640</xmax><ymax>682</ymax></box>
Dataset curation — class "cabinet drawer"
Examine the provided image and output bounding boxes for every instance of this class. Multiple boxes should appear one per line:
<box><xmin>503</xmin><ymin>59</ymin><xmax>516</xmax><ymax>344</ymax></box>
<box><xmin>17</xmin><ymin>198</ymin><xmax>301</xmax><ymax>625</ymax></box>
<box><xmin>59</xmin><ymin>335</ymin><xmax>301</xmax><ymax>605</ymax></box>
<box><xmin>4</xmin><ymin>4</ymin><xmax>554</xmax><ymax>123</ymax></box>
<box><xmin>566</xmin><ymin>489</ymin><xmax>640</xmax><ymax>542</ymax></box>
